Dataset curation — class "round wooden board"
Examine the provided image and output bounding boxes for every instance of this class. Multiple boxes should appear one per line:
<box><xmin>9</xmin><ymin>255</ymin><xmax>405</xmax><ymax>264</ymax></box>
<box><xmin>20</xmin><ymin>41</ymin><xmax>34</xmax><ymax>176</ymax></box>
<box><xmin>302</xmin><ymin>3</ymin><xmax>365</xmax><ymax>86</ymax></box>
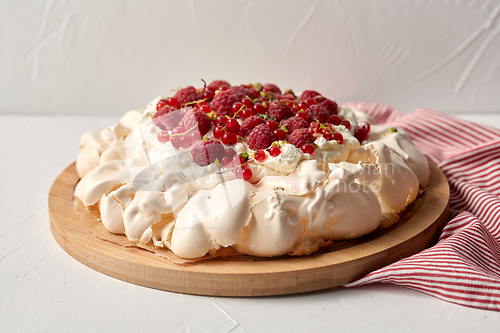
<box><xmin>49</xmin><ymin>160</ymin><xmax>449</xmax><ymax>296</ymax></box>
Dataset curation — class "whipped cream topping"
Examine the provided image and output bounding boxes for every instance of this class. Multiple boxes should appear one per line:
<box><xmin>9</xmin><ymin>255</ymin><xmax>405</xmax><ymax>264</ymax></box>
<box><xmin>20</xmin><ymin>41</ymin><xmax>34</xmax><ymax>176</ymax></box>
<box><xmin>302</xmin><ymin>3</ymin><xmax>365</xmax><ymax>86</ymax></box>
<box><xmin>74</xmin><ymin>97</ymin><xmax>430</xmax><ymax>259</ymax></box>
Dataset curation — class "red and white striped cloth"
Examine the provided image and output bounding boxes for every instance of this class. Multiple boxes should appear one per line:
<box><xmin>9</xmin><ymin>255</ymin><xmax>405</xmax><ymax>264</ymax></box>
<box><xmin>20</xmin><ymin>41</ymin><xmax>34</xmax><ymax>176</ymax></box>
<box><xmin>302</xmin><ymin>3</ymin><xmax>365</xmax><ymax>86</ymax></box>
<box><xmin>342</xmin><ymin>102</ymin><xmax>500</xmax><ymax>311</ymax></box>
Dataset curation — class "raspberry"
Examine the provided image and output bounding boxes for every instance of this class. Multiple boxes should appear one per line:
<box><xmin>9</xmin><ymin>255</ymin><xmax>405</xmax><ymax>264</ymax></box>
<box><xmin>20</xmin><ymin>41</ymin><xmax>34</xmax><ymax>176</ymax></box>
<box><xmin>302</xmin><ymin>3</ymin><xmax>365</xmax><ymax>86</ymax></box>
<box><xmin>300</xmin><ymin>90</ymin><xmax>321</xmax><ymax>101</ymax></box>
<box><xmin>211</xmin><ymin>90</ymin><xmax>239</xmax><ymax>117</ymax></box>
<box><xmin>309</xmin><ymin>104</ymin><xmax>330</xmax><ymax>123</ymax></box>
<box><xmin>174</xmin><ymin>86</ymin><xmax>202</xmax><ymax>107</ymax></box>
<box><xmin>267</xmin><ymin>101</ymin><xmax>293</xmax><ymax>122</ymax></box>
<box><xmin>182</xmin><ymin>109</ymin><xmax>212</xmax><ymax>135</ymax></box>
<box><xmin>207</xmin><ymin>80</ymin><xmax>230</xmax><ymax>92</ymax></box>
<box><xmin>239</xmin><ymin>115</ymin><xmax>265</xmax><ymax>137</ymax></box>
<box><xmin>289</xmin><ymin>127</ymin><xmax>315</xmax><ymax>148</ymax></box>
<box><xmin>153</xmin><ymin>106</ymin><xmax>176</xmax><ymax>129</ymax></box>
<box><xmin>190</xmin><ymin>139</ymin><xmax>225</xmax><ymax>166</ymax></box>
<box><xmin>277</xmin><ymin>93</ymin><xmax>296</xmax><ymax>103</ymax></box>
<box><xmin>262</xmin><ymin>83</ymin><xmax>282</xmax><ymax>95</ymax></box>
<box><xmin>279</xmin><ymin>117</ymin><xmax>309</xmax><ymax>134</ymax></box>
<box><xmin>154</xmin><ymin>106</ymin><xmax>182</xmax><ymax>130</ymax></box>
<box><xmin>247</xmin><ymin>124</ymin><xmax>276</xmax><ymax>150</ymax></box>
<box><xmin>316</xmin><ymin>98</ymin><xmax>338</xmax><ymax>115</ymax></box>
<box><xmin>226</xmin><ymin>85</ymin><xmax>258</xmax><ymax>100</ymax></box>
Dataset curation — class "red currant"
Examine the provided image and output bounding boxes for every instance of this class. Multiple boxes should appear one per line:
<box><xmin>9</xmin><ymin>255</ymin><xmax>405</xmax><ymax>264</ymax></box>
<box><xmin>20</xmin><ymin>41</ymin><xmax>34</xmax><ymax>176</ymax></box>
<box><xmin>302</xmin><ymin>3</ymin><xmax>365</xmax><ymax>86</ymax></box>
<box><xmin>221</xmin><ymin>156</ymin><xmax>232</xmax><ymax>166</ymax></box>
<box><xmin>222</xmin><ymin>131</ymin><xmax>238</xmax><ymax>145</ymax></box>
<box><xmin>330</xmin><ymin>115</ymin><xmax>342</xmax><ymax>125</ymax></box>
<box><xmin>242</xmin><ymin>98</ymin><xmax>253</xmax><ymax>108</ymax></box>
<box><xmin>296</xmin><ymin>111</ymin><xmax>308</xmax><ymax>121</ymax></box>
<box><xmin>189</xmin><ymin>131</ymin><xmax>201</xmax><ymax>143</ymax></box>
<box><xmin>269</xmin><ymin>146</ymin><xmax>281</xmax><ymax>157</ymax></box>
<box><xmin>273</xmin><ymin>129</ymin><xmax>287</xmax><ymax>140</ymax></box>
<box><xmin>322</xmin><ymin>129</ymin><xmax>333</xmax><ymax>140</ymax></box>
<box><xmin>215</xmin><ymin>115</ymin><xmax>228</xmax><ymax>125</ymax></box>
<box><xmin>157</xmin><ymin>131</ymin><xmax>170</xmax><ymax>144</ymax></box>
<box><xmin>254</xmin><ymin>150</ymin><xmax>266</xmax><ymax>162</ymax></box>
<box><xmin>297</xmin><ymin>103</ymin><xmax>307</xmax><ymax>111</ymax></box>
<box><xmin>333</xmin><ymin>132</ymin><xmax>343</xmax><ymax>144</ymax></box>
<box><xmin>226</xmin><ymin>118</ymin><xmax>240</xmax><ymax>132</ymax></box>
<box><xmin>241</xmin><ymin>167</ymin><xmax>253</xmax><ymax>181</ymax></box>
<box><xmin>341</xmin><ymin>120</ymin><xmax>351</xmax><ymax>130</ymax></box>
<box><xmin>354</xmin><ymin>128</ymin><xmax>368</xmax><ymax>142</ymax></box>
<box><xmin>224</xmin><ymin>147</ymin><xmax>237</xmax><ymax>159</ymax></box>
<box><xmin>266</xmin><ymin>120</ymin><xmax>278</xmax><ymax>131</ymax></box>
<box><xmin>301</xmin><ymin>144</ymin><xmax>315</xmax><ymax>155</ymax></box>
<box><xmin>213</xmin><ymin>125</ymin><xmax>226</xmax><ymax>140</ymax></box>
<box><xmin>304</xmin><ymin>98</ymin><xmax>316</xmax><ymax>106</ymax></box>
<box><xmin>180</xmin><ymin>135</ymin><xmax>192</xmax><ymax>148</ymax></box>
<box><xmin>199</xmin><ymin>105</ymin><xmax>211</xmax><ymax>114</ymax></box>
<box><xmin>232</xmin><ymin>102</ymin><xmax>244</xmax><ymax>115</ymax></box>
<box><xmin>253</xmin><ymin>103</ymin><xmax>266</xmax><ymax>114</ymax></box>
<box><xmin>203</xmin><ymin>89</ymin><xmax>215</xmax><ymax>100</ymax></box>
<box><xmin>166</xmin><ymin>97</ymin><xmax>179</xmax><ymax>108</ymax></box>
<box><xmin>171</xmin><ymin>126</ymin><xmax>185</xmax><ymax>135</ymax></box>
<box><xmin>358</xmin><ymin>122</ymin><xmax>371</xmax><ymax>134</ymax></box>
<box><xmin>170</xmin><ymin>135</ymin><xmax>182</xmax><ymax>149</ymax></box>
<box><xmin>241</xmin><ymin>108</ymin><xmax>253</xmax><ymax>119</ymax></box>
<box><xmin>157</xmin><ymin>99</ymin><xmax>168</xmax><ymax>111</ymax></box>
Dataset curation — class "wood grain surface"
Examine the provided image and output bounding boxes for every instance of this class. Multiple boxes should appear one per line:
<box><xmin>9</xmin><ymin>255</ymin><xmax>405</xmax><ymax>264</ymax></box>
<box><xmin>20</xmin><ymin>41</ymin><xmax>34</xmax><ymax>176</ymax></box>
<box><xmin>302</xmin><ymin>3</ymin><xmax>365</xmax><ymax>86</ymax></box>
<box><xmin>48</xmin><ymin>160</ymin><xmax>449</xmax><ymax>296</ymax></box>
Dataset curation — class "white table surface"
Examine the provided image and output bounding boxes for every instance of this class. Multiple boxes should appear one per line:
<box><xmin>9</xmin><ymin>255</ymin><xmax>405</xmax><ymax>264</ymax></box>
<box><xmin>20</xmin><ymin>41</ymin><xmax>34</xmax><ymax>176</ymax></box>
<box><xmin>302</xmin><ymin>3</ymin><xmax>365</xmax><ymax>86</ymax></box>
<box><xmin>2</xmin><ymin>113</ymin><xmax>500</xmax><ymax>332</ymax></box>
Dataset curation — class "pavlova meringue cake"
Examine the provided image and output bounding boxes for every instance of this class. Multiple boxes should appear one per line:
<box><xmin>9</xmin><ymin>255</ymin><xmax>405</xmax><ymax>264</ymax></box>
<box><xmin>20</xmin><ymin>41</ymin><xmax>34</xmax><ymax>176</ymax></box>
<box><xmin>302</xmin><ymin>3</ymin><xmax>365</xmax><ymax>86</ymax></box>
<box><xmin>74</xmin><ymin>81</ymin><xmax>430</xmax><ymax>260</ymax></box>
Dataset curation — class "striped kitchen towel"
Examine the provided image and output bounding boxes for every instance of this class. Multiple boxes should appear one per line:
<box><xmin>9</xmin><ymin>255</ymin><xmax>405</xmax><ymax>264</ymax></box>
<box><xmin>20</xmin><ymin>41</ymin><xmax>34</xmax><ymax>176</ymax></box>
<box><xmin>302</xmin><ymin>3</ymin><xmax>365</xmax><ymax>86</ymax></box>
<box><xmin>342</xmin><ymin>102</ymin><xmax>500</xmax><ymax>311</ymax></box>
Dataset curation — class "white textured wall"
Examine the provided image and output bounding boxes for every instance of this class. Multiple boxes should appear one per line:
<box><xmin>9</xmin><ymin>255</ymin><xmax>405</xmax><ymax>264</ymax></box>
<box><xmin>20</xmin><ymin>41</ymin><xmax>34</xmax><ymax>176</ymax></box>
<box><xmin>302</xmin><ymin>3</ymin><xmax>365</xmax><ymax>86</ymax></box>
<box><xmin>2</xmin><ymin>0</ymin><xmax>500</xmax><ymax>115</ymax></box>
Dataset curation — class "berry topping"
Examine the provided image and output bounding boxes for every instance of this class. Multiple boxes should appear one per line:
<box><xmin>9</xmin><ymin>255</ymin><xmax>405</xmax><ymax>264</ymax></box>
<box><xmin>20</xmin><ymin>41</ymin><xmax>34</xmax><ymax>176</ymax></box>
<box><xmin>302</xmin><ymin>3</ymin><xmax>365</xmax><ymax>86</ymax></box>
<box><xmin>174</xmin><ymin>86</ymin><xmax>202</xmax><ymax>107</ymax></box>
<box><xmin>267</xmin><ymin>101</ymin><xmax>294</xmax><ymax>122</ymax></box>
<box><xmin>211</xmin><ymin>90</ymin><xmax>239</xmax><ymax>117</ymax></box>
<box><xmin>182</xmin><ymin>109</ymin><xmax>212</xmax><ymax>135</ymax></box>
<box><xmin>279</xmin><ymin>117</ymin><xmax>309</xmax><ymax>134</ymax></box>
<box><xmin>269</xmin><ymin>146</ymin><xmax>281</xmax><ymax>157</ymax></box>
<box><xmin>247</xmin><ymin>124</ymin><xmax>276</xmax><ymax>150</ymax></box>
<box><xmin>153</xmin><ymin>106</ymin><xmax>182</xmax><ymax>130</ymax></box>
<box><xmin>301</xmin><ymin>144</ymin><xmax>315</xmax><ymax>155</ymax></box>
<box><xmin>300</xmin><ymin>90</ymin><xmax>321</xmax><ymax>102</ymax></box>
<box><xmin>289</xmin><ymin>128</ymin><xmax>315</xmax><ymax>148</ymax></box>
<box><xmin>239</xmin><ymin>115</ymin><xmax>265</xmax><ymax>138</ymax></box>
<box><xmin>191</xmin><ymin>139</ymin><xmax>225</xmax><ymax>166</ymax></box>
<box><xmin>254</xmin><ymin>149</ymin><xmax>266</xmax><ymax>162</ymax></box>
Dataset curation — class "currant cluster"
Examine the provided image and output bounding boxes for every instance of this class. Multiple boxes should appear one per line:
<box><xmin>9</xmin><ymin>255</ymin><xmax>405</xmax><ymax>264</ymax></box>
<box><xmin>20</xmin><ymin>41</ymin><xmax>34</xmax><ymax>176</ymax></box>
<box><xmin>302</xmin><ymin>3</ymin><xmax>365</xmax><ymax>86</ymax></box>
<box><xmin>152</xmin><ymin>81</ymin><xmax>371</xmax><ymax>181</ymax></box>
